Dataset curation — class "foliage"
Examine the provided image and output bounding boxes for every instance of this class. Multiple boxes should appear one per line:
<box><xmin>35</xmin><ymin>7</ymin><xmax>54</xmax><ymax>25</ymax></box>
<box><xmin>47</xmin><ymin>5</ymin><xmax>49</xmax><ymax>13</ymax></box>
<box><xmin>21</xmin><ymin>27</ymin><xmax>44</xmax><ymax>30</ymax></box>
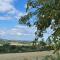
<box><xmin>19</xmin><ymin>0</ymin><xmax>60</xmax><ymax>37</ymax></box>
<box><xmin>19</xmin><ymin>0</ymin><xmax>60</xmax><ymax>54</ymax></box>
<box><xmin>43</xmin><ymin>52</ymin><xmax>60</xmax><ymax>60</ymax></box>
<box><xmin>39</xmin><ymin>40</ymin><xmax>46</xmax><ymax>46</ymax></box>
<box><xmin>0</xmin><ymin>45</ymin><xmax>38</xmax><ymax>53</ymax></box>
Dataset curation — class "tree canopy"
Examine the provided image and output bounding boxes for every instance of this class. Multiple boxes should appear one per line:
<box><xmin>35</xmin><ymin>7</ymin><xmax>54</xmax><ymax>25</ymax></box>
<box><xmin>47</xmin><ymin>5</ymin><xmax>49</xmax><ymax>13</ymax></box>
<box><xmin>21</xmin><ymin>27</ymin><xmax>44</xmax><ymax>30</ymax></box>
<box><xmin>19</xmin><ymin>0</ymin><xmax>60</xmax><ymax>40</ymax></box>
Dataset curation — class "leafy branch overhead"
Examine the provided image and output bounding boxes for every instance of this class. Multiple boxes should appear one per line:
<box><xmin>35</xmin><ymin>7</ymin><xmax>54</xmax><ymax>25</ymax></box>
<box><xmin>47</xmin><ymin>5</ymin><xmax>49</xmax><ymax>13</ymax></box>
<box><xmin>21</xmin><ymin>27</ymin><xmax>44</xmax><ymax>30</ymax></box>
<box><xmin>19</xmin><ymin>0</ymin><xmax>60</xmax><ymax>37</ymax></box>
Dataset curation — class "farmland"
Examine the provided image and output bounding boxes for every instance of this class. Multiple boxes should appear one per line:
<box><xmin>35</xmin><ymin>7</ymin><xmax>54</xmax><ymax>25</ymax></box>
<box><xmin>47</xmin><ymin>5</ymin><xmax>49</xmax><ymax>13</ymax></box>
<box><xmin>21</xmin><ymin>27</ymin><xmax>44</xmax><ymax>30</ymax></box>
<box><xmin>0</xmin><ymin>39</ymin><xmax>54</xmax><ymax>60</ymax></box>
<box><xmin>0</xmin><ymin>39</ymin><xmax>32</xmax><ymax>46</ymax></box>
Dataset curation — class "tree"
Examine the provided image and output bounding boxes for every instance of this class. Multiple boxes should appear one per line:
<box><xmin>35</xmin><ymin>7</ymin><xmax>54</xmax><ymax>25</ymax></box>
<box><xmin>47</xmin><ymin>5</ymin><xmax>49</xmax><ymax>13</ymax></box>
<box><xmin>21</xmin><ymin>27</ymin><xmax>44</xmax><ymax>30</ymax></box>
<box><xmin>19</xmin><ymin>0</ymin><xmax>60</xmax><ymax>53</ymax></box>
<box><xmin>39</xmin><ymin>40</ymin><xmax>46</xmax><ymax>47</ymax></box>
<box><xmin>47</xmin><ymin>37</ymin><xmax>52</xmax><ymax>46</ymax></box>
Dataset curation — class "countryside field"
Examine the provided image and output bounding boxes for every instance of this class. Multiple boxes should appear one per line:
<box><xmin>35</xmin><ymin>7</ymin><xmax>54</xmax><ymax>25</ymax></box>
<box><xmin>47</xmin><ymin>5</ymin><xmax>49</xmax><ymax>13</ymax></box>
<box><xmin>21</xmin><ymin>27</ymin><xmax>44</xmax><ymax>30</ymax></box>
<box><xmin>0</xmin><ymin>51</ymin><xmax>53</xmax><ymax>60</ymax></box>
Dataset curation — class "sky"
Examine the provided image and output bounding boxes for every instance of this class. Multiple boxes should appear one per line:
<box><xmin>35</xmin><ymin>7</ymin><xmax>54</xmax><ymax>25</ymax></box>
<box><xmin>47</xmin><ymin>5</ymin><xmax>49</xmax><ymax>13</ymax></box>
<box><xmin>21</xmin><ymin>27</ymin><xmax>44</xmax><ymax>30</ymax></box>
<box><xmin>0</xmin><ymin>0</ymin><xmax>37</xmax><ymax>41</ymax></box>
<box><xmin>0</xmin><ymin>0</ymin><xmax>54</xmax><ymax>41</ymax></box>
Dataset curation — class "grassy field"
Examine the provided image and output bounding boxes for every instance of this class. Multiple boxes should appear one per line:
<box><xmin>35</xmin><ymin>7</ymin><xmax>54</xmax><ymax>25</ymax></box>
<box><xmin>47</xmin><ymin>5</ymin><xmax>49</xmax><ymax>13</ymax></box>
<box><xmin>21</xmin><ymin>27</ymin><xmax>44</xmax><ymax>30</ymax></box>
<box><xmin>0</xmin><ymin>40</ymin><xmax>32</xmax><ymax>46</ymax></box>
<box><xmin>10</xmin><ymin>42</ymin><xmax>32</xmax><ymax>46</ymax></box>
<box><xmin>0</xmin><ymin>51</ymin><xmax>53</xmax><ymax>60</ymax></box>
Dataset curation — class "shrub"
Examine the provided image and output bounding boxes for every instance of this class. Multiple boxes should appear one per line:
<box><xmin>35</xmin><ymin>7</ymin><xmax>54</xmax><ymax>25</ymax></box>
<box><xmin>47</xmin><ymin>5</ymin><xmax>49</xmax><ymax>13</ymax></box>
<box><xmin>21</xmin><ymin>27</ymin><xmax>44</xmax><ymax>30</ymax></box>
<box><xmin>43</xmin><ymin>52</ymin><xmax>60</xmax><ymax>60</ymax></box>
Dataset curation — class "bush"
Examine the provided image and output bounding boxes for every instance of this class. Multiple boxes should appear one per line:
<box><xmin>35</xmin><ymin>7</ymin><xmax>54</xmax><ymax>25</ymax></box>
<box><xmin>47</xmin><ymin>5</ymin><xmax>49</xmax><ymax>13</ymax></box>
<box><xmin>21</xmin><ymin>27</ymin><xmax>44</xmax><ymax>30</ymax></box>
<box><xmin>43</xmin><ymin>52</ymin><xmax>60</xmax><ymax>60</ymax></box>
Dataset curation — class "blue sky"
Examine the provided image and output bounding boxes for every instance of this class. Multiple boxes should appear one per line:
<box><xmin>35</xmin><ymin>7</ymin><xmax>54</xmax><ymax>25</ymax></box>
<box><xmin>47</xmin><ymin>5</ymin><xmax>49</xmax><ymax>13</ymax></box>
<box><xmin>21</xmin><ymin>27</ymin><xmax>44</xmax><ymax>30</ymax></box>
<box><xmin>0</xmin><ymin>0</ymin><xmax>37</xmax><ymax>41</ymax></box>
<box><xmin>0</xmin><ymin>0</ymin><xmax>54</xmax><ymax>41</ymax></box>
<box><xmin>0</xmin><ymin>0</ymin><xmax>27</xmax><ymax>28</ymax></box>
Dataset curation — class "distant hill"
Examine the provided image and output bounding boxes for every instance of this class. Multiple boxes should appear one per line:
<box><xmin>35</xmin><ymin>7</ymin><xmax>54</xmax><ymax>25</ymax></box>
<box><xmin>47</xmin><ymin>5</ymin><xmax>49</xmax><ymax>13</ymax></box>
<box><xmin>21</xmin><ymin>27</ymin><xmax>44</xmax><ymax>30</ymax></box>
<box><xmin>0</xmin><ymin>38</ymin><xmax>32</xmax><ymax>44</ymax></box>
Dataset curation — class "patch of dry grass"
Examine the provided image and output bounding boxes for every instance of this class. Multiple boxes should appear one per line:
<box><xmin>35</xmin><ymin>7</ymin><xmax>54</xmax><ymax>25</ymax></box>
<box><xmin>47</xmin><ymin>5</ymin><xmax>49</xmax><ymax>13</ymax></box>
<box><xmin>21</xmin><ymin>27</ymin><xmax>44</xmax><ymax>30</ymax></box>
<box><xmin>0</xmin><ymin>51</ymin><xmax>53</xmax><ymax>60</ymax></box>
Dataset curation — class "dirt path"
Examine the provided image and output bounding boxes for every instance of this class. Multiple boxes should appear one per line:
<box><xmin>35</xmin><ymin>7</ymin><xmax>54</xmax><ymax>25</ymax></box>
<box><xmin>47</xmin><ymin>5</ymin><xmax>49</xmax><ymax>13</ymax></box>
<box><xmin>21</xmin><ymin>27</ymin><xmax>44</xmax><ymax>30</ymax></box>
<box><xmin>0</xmin><ymin>51</ymin><xmax>53</xmax><ymax>60</ymax></box>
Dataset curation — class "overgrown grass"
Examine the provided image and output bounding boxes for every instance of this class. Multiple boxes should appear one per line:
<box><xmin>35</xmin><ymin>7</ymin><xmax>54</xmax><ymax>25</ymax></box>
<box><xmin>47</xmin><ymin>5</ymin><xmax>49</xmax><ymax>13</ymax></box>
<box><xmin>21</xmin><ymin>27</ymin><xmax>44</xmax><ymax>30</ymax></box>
<box><xmin>0</xmin><ymin>51</ymin><xmax>52</xmax><ymax>60</ymax></box>
<box><xmin>43</xmin><ymin>52</ymin><xmax>60</xmax><ymax>60</ymax></box>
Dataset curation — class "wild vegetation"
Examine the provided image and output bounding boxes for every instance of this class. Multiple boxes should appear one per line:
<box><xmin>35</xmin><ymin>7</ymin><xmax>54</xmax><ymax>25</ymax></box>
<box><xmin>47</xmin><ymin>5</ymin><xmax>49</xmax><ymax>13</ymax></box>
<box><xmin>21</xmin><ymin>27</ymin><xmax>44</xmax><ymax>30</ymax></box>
<box><xmin>20</xmin><ymin>0</ymin><xmax>60</xmax><ymax>52</ymax></box>
<box><xmin>0</xmin><ymin>51</ymin><xmax>53</xmax><ymax>60</ymax></box>
<box><xmin>0</xmin><ymin>0</ymin><xmax>60</xmax><ymax>60</ymax></box>
<box><xmin>0</xmin><ymin>39</ymin><xmax>54</xmax><ymax>53</ymax></box>
<box><xmin>19</xmin><ymin>0</ymin><xmax>60</xmax><ymax>60</ymax></box>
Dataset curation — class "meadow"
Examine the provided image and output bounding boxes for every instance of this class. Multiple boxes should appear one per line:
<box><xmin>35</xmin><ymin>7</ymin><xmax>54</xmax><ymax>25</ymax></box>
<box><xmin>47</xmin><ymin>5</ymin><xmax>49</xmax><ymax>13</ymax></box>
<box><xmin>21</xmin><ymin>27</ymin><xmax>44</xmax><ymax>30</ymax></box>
<box><xmin>0</xmin><ymin>40</ymin><xmax>54</xmax><ymax>60</ymax></box>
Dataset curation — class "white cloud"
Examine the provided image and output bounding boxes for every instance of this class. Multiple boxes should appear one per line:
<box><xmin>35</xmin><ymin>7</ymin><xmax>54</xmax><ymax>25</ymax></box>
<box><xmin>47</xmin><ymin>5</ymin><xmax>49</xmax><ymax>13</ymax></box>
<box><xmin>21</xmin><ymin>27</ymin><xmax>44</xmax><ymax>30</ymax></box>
<box><xmin>0</xmin><ymin>0</ymin><xmax>13</xmax><ymax>12</ymax></box>
<box><xmin>8</xmin><ymin>25</ymin><xmax>36</xmax><ymax>36</ymax></box>
<box><xmin>7</xmin><ymin>28</ymin><xmax>22</xmax><ymax>36</ymax></box>
<box><xmin>0</xmin><ymin>0</ymin><xmax>26</xmax><ymax>20</ymax></box>
<box><xmin>14</xmin><ymin>25</ymin><xmax>36</xmax><ymax>34</ymax></box>
<box><xmin>0</xmin><ymin>25</ymin><xmax>36</xmax><ymax>40</ymax></box>
<box><xmin>0</xmin><ymin>16</ymin><xmax>14</xmax><ymax>20</ymax></box>
<box><xmin>0</xmin><ymin>0</ymin><xmax>13</xmax><ymax>3</ymax></box>
<box><xmin>0</xmin><ymin>25</ymin><xmax>36</xmax><ymax>36</ymax></box>
<box><xmin>0</xmin><ymin>30</ymin><xmax>6</xmax><ymax>36</ymax></box>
